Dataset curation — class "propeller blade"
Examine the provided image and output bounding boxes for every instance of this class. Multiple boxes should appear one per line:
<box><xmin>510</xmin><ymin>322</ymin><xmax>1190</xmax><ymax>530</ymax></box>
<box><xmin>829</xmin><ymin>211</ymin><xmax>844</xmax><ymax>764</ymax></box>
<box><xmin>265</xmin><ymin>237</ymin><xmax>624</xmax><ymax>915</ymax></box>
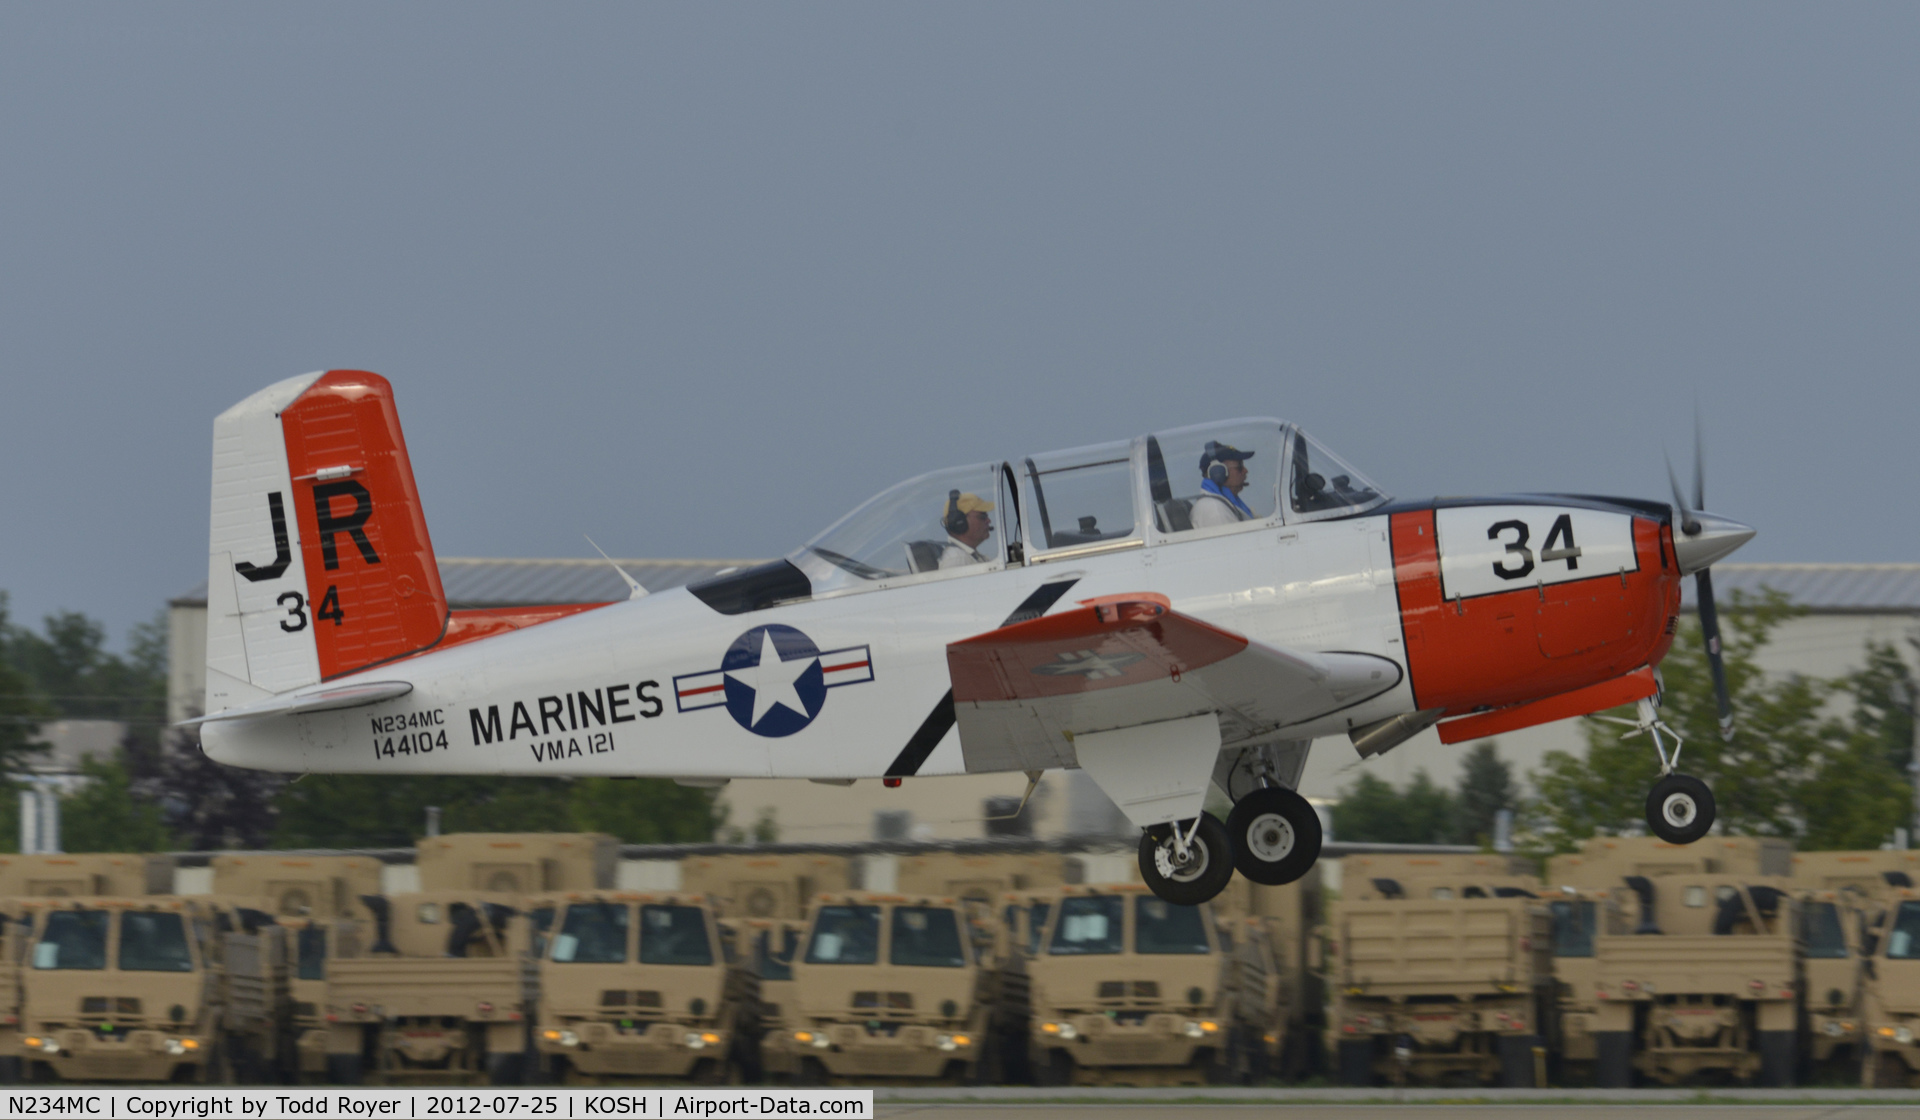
<box><xmin>1692</xmin><ymin>411</ymin><xmax>1706</xmax><ymax>512</ymax></box>
<box><xmin>1695</xmin><ymin>567</ymin><xmax>1735</xmax><ymax>740</ymax></box>
<box><xmin>1665</xmin><ymin>451</ymin><xmax>1699</xmax><ymax>536</ymax></box>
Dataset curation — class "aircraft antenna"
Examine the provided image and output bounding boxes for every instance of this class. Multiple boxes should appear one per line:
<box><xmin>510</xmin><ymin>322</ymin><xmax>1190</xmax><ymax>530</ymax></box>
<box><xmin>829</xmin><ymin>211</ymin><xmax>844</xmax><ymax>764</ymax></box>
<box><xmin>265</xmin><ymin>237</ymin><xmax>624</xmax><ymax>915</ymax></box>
<box><xmin>584</xmin><ymin>535</ymin><xmax>649</xmax><ymax>599</ymax></box>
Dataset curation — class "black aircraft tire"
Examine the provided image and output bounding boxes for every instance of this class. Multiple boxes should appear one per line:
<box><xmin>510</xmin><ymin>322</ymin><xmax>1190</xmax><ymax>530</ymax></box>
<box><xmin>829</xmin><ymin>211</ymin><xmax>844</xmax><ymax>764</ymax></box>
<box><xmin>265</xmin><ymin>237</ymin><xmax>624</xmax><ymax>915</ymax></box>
<box><xmin>1227</xmin><ymin>787</ymin><xmax>1322</xmax><ymax>885</ymax></box>
<box><xmin>1645</xmin><ymin>774</ymin><xmax>1715</xmax><ymax>843</ymax></box>
<box><xmin>1138</xmin><ymin>813</ymin><xmax>1235</xmax><ymax>906</ymax></box>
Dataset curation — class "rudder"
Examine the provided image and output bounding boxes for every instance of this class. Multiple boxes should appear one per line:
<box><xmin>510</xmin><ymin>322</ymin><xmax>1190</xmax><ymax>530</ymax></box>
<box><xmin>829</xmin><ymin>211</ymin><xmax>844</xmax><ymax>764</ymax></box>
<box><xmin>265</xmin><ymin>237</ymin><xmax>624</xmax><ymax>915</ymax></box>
<box><xmin>206</xmin><ymin>370</ymin><xmax>448</xmax><ymax>713</ymax></box>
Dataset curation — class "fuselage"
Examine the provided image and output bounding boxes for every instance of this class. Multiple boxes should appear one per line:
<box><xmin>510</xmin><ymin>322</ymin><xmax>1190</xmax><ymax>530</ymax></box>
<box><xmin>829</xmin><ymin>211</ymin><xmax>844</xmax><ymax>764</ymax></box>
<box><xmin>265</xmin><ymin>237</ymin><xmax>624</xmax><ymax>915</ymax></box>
<box><xmin>201</xmin><ymin>494</ymin><xmax>1682</xmax><ymax>780</ymax></box>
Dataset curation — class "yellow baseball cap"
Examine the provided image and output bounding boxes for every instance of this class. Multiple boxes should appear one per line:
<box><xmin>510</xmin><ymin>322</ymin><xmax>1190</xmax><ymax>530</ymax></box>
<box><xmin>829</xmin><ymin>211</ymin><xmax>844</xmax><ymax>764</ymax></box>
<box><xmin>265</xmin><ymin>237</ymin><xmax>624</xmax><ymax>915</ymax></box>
<box><xmin>947</xmin><ymin>492</ymin><xmax>995</xmax><ymax>516</ymax></box>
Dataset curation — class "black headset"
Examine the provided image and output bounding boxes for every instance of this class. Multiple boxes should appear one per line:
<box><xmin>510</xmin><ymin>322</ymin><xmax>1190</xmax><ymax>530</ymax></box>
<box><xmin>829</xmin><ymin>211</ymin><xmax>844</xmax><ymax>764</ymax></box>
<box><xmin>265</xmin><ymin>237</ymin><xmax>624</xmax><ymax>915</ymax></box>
<box><xmin>945</xmin><ymin>489</ymin><xmax>971</xmax><ymax>536</ymax></box>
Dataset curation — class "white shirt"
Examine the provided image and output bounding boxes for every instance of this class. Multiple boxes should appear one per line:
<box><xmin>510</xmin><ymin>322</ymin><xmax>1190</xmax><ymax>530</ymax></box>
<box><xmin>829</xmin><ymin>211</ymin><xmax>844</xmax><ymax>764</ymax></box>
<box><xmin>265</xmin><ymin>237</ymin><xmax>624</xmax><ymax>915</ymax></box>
<box><xmin>937</xmin><ymin>539</ymin><xmax>988</xmax><ymax>568</ymax></box>
<box><xmin>1189</xmin><ymin>492</ymin><xmax>1248</xmax><ymax>529</ymax></box>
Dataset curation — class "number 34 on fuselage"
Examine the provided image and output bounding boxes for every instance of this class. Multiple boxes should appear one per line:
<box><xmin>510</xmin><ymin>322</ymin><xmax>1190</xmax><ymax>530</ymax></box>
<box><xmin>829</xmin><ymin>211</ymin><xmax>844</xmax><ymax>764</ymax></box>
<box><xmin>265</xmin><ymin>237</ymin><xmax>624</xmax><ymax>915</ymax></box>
<box><xmin>194</xmin><ymin>372</ymin><xmax>1754</xmax><ymax>906</ymax></box>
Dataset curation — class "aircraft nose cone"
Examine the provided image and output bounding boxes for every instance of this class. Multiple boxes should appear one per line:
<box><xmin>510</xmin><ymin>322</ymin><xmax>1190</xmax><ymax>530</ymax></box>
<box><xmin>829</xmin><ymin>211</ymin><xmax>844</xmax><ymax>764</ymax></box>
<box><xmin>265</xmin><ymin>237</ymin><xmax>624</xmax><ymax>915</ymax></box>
<box><xmin>1672</xmin><ymin>511</ymin><xmax>1756</xmax><ymax>574</ymax></box>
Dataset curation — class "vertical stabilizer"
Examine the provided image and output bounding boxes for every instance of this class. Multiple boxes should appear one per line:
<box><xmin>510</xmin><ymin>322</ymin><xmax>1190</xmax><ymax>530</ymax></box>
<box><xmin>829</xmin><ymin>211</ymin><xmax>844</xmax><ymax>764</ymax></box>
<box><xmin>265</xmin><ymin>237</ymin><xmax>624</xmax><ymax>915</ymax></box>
<box><xmin>205</xmin><ymin>371</ymin><xmax>448</xmax><ymax>714</ymax></box>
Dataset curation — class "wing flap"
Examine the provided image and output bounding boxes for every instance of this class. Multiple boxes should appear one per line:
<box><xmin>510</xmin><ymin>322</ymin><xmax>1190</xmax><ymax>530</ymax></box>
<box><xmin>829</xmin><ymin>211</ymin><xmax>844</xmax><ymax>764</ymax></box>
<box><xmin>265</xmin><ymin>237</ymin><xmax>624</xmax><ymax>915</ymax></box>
<box><xmin>948</xmin><ymin>595</ymin><xmax>1400</xmax><ymax>772</ymax></box>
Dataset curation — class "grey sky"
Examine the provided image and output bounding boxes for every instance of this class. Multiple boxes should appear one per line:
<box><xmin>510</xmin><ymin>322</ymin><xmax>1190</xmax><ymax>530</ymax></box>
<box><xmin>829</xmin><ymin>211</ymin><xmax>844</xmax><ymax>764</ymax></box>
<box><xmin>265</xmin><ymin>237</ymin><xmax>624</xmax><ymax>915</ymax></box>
<box><xmin>2</xmin><ymin>4</ymin><xmax>1915</xmax><ymax>647</ymax></box>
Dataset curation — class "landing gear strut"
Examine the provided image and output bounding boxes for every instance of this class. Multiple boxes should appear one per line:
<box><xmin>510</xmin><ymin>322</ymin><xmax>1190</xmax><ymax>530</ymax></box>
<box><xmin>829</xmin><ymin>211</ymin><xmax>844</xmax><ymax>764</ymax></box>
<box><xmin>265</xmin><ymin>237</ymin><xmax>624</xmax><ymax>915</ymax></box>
<box><xmin>1137</xmin><ymin>813</ymin><xmax>1234</xmax><ymax>905</ymax></box>
<box><xmin>1599</xmin><ymin>695</ymin><xmax>1717</xmax><ymax>844</ymax></box>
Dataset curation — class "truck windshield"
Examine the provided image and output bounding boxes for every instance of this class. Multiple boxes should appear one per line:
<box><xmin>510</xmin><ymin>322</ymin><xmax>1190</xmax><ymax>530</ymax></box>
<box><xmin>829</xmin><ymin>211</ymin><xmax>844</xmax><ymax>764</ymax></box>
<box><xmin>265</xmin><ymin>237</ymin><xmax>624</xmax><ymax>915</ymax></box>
<box><xmin>297</xmin><ymin>925</ymin><xmax>327</xmax><ymax>980</ymax></box>
<box><xmin>755</xmin><ymin>928</ymin><xmax>796</xmax><ymax>981</ymax></box>
<box><xmin>806</xmin><ymin>906</ymin><xmax>880</xmax><ymax>964</ymax></box>
<box><xmin>1886</xmin><ymin>901</ymin><xmax>1920</xmax><ymax>960</ymax></box>
<box><xmin>891</xmin><ymin>907</ymin><xmax>966</xmax><ymax>968</ymax></box>
<box><xmin>1550</xmin><ymin>900</ymin><xmax>1597</xmax><ymax>958</ymax></box>
<box><xmin>552</xmin><ymin>902</ymin><xmax>629</xmax><ymax>964</ymax></box>
<box><xmin>1049</xmin><ymin>896</ymin><xmax>1123</xmax><ymax>956</ymax></box>
<box><xmin>1803</xmin><ymin>901</ymin><xmax>1849</xmax><ymax>959</ymax></box>
<box><xmin>119</xmin><ymin>912</ymin><xmax>193</xmax><ymax>972</ymax></box>
<box><xmin>1134</xmin><ymin>898</ymin><xmax>1210</xmax><ymax>955</ymax></box>
<box><xmin>33</xmin><ymin>910</ymin><xmax>108</xmax><ymax>970</ymax></box>
<box><xmin>639</xmin><ymin>905</ymin><xmax>713</xmax><ymax>966</ymax></box>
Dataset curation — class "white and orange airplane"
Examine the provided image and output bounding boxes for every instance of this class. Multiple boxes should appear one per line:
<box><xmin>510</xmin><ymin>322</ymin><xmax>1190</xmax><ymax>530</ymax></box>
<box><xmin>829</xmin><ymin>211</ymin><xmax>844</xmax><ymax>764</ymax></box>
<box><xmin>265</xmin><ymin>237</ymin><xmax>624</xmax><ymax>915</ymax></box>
<box><xmin>195</xmin><ymin>371</ymin><xmax>1753</xmax><ymax>904</ymax></box>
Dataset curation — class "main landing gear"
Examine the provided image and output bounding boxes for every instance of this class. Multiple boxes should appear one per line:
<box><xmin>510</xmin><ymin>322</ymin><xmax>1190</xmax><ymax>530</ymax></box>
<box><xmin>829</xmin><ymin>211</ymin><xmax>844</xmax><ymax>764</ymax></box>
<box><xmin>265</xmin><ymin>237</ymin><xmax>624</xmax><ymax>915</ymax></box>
<box><xmin>1138</xmin><ymin>785</ymin><xmax>1323</xmax><ymax>905</ymax></box>
<box><xmin>1598</xmin><ymin>695</ymin><xmax>1718</xmax><ymax>844</ymax></box>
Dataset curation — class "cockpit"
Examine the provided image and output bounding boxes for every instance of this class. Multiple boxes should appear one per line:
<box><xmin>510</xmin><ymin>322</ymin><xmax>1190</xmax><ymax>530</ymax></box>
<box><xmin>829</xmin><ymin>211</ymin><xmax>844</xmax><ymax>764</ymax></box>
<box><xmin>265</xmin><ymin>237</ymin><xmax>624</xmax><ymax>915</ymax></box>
<box><xmin>689</xmin><ymin>419</ymin><xmax>1387</xmax><ymax>613</ymax></box>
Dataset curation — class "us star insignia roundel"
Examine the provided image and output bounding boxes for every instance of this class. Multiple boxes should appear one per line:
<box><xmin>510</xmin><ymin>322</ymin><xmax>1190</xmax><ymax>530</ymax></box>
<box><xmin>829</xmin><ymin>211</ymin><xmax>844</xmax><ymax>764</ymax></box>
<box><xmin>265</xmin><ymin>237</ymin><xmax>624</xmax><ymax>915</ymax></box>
<box><xmin>672</xmin><ymin>625</ymin><xmax>874</xmax><ymax>737</ymax></box>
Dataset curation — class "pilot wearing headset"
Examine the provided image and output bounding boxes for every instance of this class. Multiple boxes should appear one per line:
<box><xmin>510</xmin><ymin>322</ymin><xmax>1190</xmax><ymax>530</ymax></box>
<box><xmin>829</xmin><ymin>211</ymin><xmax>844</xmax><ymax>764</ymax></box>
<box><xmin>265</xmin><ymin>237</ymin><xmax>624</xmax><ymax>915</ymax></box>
<box><xmin>938</xmin><ymin>491</ymin><xmax>997</xmax><ymax>568</ymax></box>
<box><xmin>1190</xmin><ymin>442</ymin><xmax>1256</xmax><ymax>529</ymax></box>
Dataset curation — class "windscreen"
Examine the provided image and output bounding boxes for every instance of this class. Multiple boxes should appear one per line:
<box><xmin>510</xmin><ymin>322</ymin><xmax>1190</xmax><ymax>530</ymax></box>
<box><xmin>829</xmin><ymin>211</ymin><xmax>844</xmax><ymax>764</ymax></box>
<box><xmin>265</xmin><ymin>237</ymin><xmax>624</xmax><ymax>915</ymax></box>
<box><xmin>1289</xmin><ymin>429</ymin><xmax>1387</xmax><ymax>518</ymax></box>
<box><xmin>1550</xmin><ymin>900</ymin><xmax>1597</xmax><ymax>958</ymax></box>
<box><xmin>1134</xmin><ymin>897</ymin><xmax>1210</xmax><ymax>955</ymax></box>
<box><xmin>33</xmin><ymin>910</ymin><xmax>108</xmax><ymax>971</ymax></box>
<box><xmin>890</xmin><ymin>907</ymin><xmax>967</xmax><ymax>968</ymax></box>
<box><xmin>639</xmin><ymin>905</ymin><xmax>714</xmax><ymax>966</ymax></box>
<box><xmin>1049</xmin><ymin>896</ymin><xmax>1123</xmax><ymax>956</ymax></box>
<box><xmin>805</xmin><ymin>905</ymin><xmax>881</xmax><ymax>965</ymax></box>
<box><xmin>119</xmin><ymin>912</ymin><xmax>194</xmax><ymax>973</ymax></box>
<box><xmin>551</xmin><ymin>902</ymin><xmax>629</xmax><ymax>964</ymax></box>
<box><xmin>1803</xmin><ymin>901</ymin><xmax>1849</xmax><ymax>959</ymax></box>
<box><xmin>1887</xmin><ymin>901</ymin><xmax>1920</xmax><ymax>960</ymax></box>
<box><xmin>297</xmin><ymin>926</ymin><xmax>327</xmax><ymax>981</ymax></box>
<box><xmin>755</xmin><ymin>928</ymin><xmax>795</xmax><ymax>981</ymax></box>
<box><xmin>1025</xmin><ymin>902</ymin><xmax>1051</xmax><ymax>955</ymax></box>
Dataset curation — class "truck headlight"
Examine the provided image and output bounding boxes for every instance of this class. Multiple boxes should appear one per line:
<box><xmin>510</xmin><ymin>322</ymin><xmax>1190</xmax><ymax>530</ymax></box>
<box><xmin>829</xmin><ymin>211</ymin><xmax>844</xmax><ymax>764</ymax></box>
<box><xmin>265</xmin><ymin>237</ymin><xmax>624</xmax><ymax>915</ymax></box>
<box><xmin>1182</xmin><ymin>1021</ymin><xmax>1204</xmax><ymax>1039</ymax></box>
<box><xmin>935</xmin><ymin>1033</ymin><xmax>957</xmax><ymax>1051</ymax></box>
<box><xmin>683</xmin><ymin>1032</ymin><xmax>719</xmax><ymax>1049</ymax></box>
<box><xmin>1898</xmin><ymin>1027</ymin><xmax>1914</xmax><ymax>1046</ymax></box>
<box><xmin>165</xmin><ymin>1040</ymin><xmax>186</xmax><ymax>1056</ymax></box>
<box><xmin>1825</xmin><ymin>1021</ymin><xmax>1844</xmax><ymax>1037</ymax></box>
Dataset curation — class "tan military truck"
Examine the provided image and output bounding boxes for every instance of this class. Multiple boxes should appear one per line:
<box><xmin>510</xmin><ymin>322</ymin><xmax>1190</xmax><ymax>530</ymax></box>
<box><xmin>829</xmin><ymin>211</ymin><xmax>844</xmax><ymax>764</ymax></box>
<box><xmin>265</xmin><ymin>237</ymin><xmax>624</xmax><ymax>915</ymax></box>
<box><xmin>1327</xmin><ymin>874</ymin><xmax>1552</xmax><ymax>1087</ymax></box>
<box><xmin>1027</xmin><ymin>883</ymin><xmax>1258</xmax><ymax>1086</ymax></box>
<box><xmin>532</xmin><ymin>890</ymin><xmax>756</xmax><ymax>1083</ymax></box>
<box><xmin>1793</xmin><ymin>850</ymin><xmax>1920</xmax><ymax>1075</ymax></box>
<box><xmin>789</xmin><ymin>890</ymin><xmax>1027</xmax><ymax>1084</ymax></box>
<box><xmin>416</xmin><ymin>833</ymin><xmax>617</xmax><ymax>894</ymax></box>
<box><xmin>17</xmin><ymin>896</ymin><xmax>227</xmax><ymax>1082</ymax></box>
<box><xmin>1586</xmin><ymin>874</ymin><xmax>1800</xmax><ymax>1087</ymax></box>
<box><xmin>211</xmin><ymin>853</ymin><xmax>383</xmax><ymax>921</ymax></box>
<box><xmin>732</xmin><ymin>916</ymin><xmax>804</xmax><ymax>1081</ymax></box>
<box><xmin>1537</xmin><ymin>883</ymin><xmax>1630</xmax><ymax>1081</ymax></box>
<box><xmin>0</xmin><ymin>899</ymin><xmax>34</xmax><ymax>1082</ymax></box>
<box><xmin>896</xmin><ymin>851</ymin><xmax>1063</xmax><ymax>909</ymax></box>
<box><xmin>681</xmin><ymin>853</ymin><xmax>851</xmax><ymax>920</ymax></box>
<box><xmin>1547</xmin><ymin>835</ymin><xmax>1793</xmax><ymax>885</ymax></box>
<box><xmin>0</xmin><ymin>853</ymin><xmax>173</xmax><ymax>898</ymax></box>
<box><xmin>321</xmin><ymin>891</ymin><xmax>533</xmax><ymax>1084</ymax></box>
<box><xmin>1857</xmin><ymin>882</ymin><xmax>1920</xmax><ymax>1086</ymax></box>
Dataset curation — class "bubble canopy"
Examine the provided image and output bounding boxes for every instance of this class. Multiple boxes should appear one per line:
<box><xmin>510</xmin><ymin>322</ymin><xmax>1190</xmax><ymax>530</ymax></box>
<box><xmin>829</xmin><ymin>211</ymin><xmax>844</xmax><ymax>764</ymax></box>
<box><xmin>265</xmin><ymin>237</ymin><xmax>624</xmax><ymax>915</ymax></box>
<box><xmin>780</xmin><ymin>419</ymin><xmax>1388</xmax><ymax>599</ymax></box>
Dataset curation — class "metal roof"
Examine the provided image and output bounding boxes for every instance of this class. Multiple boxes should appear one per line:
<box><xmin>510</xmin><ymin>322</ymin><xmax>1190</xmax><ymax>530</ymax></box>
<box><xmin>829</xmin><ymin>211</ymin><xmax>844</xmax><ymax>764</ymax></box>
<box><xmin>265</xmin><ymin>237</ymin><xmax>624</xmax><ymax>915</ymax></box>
<box><xmin>174</xmin><ymin>559</ymin><xmax>1920</xmax><ymax>614</ymax></box>
<box><xmin>173</xmin><ymin>556</ymin><xmax>763</xmax><ymax>609</ymax></box>
<box><xmin>1681</xmin><ymin>563</ymin><xmax>1920</xmax><ymax>614</ymax></box>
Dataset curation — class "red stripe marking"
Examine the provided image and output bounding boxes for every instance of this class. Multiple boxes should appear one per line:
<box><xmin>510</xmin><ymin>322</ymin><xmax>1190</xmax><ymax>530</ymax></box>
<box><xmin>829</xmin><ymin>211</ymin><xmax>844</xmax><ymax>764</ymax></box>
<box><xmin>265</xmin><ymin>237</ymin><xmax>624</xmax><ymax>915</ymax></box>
<box><xmin>679</xmin><ymin>683</ymin><xmax>726</xmax><ymax>697</ymax></box>
<box><xmin>822</xmin><ymin>660</ymin><xmax>869</xmax><ymax>673</ymax></box>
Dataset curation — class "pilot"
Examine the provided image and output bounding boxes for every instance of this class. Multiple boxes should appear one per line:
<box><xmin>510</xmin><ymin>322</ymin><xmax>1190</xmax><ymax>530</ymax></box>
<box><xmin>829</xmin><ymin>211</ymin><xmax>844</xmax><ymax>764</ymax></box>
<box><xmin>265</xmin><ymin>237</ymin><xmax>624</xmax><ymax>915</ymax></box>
<box><xmin>1190</xmin><ymin>441</ymin><xmax>1256</xmax><ymax>528</ymax></box>
<box><xmin>938</xmin><ymin>490</ymin><xmax>996</xmax><ymax>568</ymax></box>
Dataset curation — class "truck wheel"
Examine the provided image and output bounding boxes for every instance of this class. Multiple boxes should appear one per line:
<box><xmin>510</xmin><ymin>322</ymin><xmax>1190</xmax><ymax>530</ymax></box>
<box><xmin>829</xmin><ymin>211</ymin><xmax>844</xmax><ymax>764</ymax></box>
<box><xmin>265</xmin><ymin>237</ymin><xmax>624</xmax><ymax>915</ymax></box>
<box><xmin>326</xmin><ymin>1054</ymin><xmax>364</xmax><ymax>1085</ymax></box>
<box><xmin>1138</xmin><ymin>814</ymin><xmax>1235</xmax><ymax>906</ymax></box>
<box><xmin>794</xmin><ymin>1057</ymin><xmax>827</xmax><ymax>1086</ymax></box>
<box><xmin>1226</xmin><ymin>787</ymin><xmax>1321</xmax><ymax>885</ymax></box>
<box><xmin>1337</xmin><ymin>1039</ymin><xmax>1373</xmax><ymax>1086</ymax></box>
<box><xmin>486</xmin><ymin>1053</ymin><xmax>524</xmax><ymax>1086</ymax></box>
<box><xmin>1498</xmin><ymin>1035</ymin><xmax>1536</xmax><ymax>1088</ymax></box>
<box><xmin>1595</xmin><ymin>1031</ymin><xmax>1633</xmax><ymax>1088</ymax></box>
<box><xmin>1645</xmin><ymin>774</ymin><xmax>1714</xmax><ymax>844</ymax></box>
<box><xmin>1758</xmin><ymin>1030</ymin><xmax>1796</xmax><ymax>1088</ymax></box>
<box><xmin>0</xmin><ymin>1056</ymin><xmax>20</xmax><ymax>1084</ymax></box>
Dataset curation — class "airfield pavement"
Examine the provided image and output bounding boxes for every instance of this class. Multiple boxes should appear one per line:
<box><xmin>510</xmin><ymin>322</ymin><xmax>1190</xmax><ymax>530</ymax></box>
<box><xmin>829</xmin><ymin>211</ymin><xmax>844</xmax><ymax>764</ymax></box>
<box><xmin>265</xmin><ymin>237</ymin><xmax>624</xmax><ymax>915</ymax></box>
<box><xmin>871</xmin><ymin>1087</ymin><xmax>1920</xmax><ymax>1119</ymax></box>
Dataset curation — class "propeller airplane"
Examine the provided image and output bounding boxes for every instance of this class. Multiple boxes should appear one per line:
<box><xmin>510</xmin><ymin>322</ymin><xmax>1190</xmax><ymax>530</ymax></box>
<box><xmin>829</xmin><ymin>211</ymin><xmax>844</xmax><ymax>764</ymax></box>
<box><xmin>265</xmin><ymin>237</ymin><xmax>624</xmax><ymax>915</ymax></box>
<box><xmin>193</xmin><ymin>371</ymin><xmax>1754</xmax><ymax>905</ymax></box>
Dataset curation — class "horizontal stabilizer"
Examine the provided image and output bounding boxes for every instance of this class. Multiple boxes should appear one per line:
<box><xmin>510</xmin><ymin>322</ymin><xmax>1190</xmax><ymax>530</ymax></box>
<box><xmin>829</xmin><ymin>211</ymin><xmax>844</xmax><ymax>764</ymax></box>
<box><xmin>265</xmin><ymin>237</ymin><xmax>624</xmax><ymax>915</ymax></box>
<box><xmin>181</xmin><ymin>680</ymin><xmax>414</xmax><ymax>726</ymax></box>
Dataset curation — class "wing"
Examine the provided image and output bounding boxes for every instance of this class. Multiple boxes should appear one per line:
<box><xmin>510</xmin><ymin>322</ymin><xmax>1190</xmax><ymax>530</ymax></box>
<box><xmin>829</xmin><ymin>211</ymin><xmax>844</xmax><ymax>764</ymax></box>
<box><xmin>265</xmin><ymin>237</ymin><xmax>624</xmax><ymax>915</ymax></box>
<box><xmin>947</xmin><ymin>593</ymin><xmax>1400</xmax><ymax>774</ymax></box>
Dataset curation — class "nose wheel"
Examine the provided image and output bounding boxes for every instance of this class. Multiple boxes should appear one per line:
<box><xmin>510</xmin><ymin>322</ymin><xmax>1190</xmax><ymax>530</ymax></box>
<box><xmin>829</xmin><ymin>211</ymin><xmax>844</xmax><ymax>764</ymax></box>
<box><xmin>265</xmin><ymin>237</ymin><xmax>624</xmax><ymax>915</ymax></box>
<box><xmin>1646</xmin><ymin>772</ymin><xmax>1716</xmax><ymax>843</ymax></box>
<box><xmin>1138</xmin><ymin>813</ymin><xmax>1235</xmax><ymax>905</ymax></box>
<box><xmin>1225</xmin><ymin>786</ymin><xmax>1322</xmax><ymax>885</ymax></box>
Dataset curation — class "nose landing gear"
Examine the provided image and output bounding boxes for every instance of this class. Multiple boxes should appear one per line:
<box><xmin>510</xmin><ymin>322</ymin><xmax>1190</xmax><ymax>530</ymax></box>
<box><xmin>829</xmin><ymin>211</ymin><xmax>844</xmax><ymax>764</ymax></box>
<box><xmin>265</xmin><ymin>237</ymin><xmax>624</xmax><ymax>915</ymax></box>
<box><xmin>1137</xmin><ymin>813</ymin><xmax>1235</xmax><ymax>905</ymax></box>
<box><xmin>1598</xmin><ymin>696</ymin><xmax>1718</xmax><ymax>844</ymax></box>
